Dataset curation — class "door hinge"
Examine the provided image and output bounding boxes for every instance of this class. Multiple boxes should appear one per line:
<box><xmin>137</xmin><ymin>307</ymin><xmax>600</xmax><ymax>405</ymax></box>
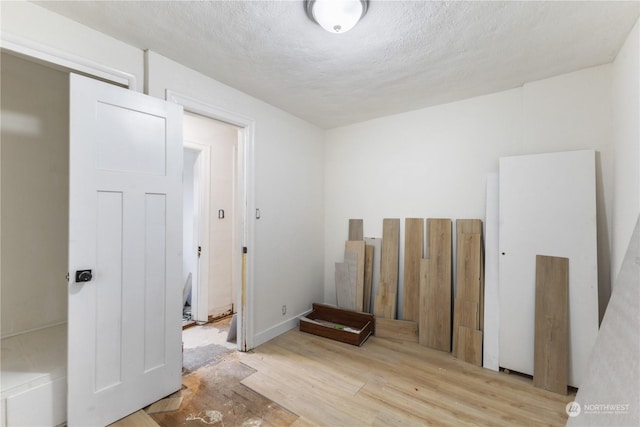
<box><xmin>198</xmin><ymin>246</ymin><xmax>202</xmax><ymax>258</ymax></box>
<box><xmin>243</xmin><ymin>247</ymin><xmax>248</xmax><ymax>254</ymax></box>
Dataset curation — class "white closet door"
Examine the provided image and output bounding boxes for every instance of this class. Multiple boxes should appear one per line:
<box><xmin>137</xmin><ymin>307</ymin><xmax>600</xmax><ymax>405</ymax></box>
<box><xmin>499</xmin><ymin>150</ymin><xmax>598</xmax><ymax>387</ymax></box>
<box><xmin>68</xmin><ymin>74</ymin><xmax>183</xmax><ymax>426</ymax></box>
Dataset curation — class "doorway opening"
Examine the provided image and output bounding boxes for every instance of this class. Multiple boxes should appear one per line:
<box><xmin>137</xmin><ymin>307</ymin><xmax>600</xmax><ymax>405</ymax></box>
<box><xmin>168</xmin><ymin>91</ymin><xmax>255</xmax><ymax>352</ymax></box>
<box><xmin>182</xmin><ymin>112</ymin><xmax>239</xmax><ymax>334</ymax></box>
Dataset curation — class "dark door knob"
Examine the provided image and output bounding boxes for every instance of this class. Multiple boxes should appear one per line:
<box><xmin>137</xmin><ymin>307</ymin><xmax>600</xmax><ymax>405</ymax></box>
<box><xmin>75</xmin><ymin>270</ymin><xmax>93</xmax><ymax>283</ymax></box>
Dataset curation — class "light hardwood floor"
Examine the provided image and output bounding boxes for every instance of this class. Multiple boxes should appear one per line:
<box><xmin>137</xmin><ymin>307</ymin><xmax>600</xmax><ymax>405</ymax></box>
<box><xmin>240</xmin><ymin>329</ymin><xmax>575</xmax><ymax>426</ymax></box>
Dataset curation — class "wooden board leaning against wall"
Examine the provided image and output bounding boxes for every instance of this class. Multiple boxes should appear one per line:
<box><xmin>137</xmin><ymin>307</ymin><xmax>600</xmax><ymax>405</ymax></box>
<box><xmin>334</xmin><ymin>217</ymin><xmax>486</xmax><ymax>368</ymax></box>
<box><xmin>452</xmin><ymin>219</ymin><xmax>485</xmax><ymax>365</ymax></box>
<box><xmin>331</xmin><ymin>212</ymin><xmax>579</xmax><ymax>391</ymax></box>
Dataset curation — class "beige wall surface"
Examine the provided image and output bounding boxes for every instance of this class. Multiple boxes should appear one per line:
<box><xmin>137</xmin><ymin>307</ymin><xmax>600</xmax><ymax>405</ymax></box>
<box><xmin>1</xmin><ymin>53</ymin><xmax>69</xmax><ymax>337</ymax></box>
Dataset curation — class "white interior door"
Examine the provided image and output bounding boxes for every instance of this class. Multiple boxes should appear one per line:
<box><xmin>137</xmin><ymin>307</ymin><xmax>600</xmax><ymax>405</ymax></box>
<box><xmin>498</xmin><ymin>149</ymin><xmax>599</xmax><ymax>387</ymax></box>
<box><xmin>68</xmin><ymin>73</ymin><xmax>183</xmax><ymax>426</ymax></box>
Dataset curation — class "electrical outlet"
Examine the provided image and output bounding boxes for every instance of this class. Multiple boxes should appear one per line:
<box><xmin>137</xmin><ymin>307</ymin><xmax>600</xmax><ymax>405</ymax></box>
<box><xmin>282</xmin><ymin>305</ymin><xmax>287</xmax><ymax>316</ymax></box>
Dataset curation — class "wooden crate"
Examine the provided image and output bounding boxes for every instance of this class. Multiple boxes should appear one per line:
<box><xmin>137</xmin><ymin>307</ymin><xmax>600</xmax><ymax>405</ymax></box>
<box><xmin>299</xmin><ymin>303</ymin><xmax>374</xmax><ymax>346</ymax></box>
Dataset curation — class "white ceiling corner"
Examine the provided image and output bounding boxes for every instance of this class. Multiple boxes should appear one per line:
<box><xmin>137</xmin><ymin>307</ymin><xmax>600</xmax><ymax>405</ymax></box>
<box><xmin>34</xmin><ymin>0</ymin><xmax>640</xmax><ymax>129</ymax></box>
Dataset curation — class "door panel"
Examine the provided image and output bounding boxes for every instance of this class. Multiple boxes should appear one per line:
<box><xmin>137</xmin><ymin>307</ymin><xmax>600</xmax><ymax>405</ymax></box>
<box><xmin>68</xmin><ymin>74</ymin><xmax>183</xmax><ymax>426</ymax></box>
<box><xmin>95</xmin><ymin>190</ymin><xmax>124</xmax><ymax>392</ymax></box>
<box><xmin>498</xmin><ymin>150</ymin><xmax>598</xmax><ymax>387</ymax></box>
<box><xmin>96</xmin><ymin>102</ymin><xmax>167</xmax><ymax>175</ymax></box>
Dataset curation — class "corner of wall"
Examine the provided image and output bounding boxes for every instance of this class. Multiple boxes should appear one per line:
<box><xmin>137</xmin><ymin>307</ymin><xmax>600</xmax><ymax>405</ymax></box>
<box><xmin>611</xmin><ymin>16</ymin><xmax>640</xmax><ymax>285</ymax></box>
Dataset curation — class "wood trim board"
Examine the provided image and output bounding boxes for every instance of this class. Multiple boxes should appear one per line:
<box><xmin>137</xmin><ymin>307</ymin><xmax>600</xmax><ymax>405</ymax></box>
<box><xmin>364</xmin><ymin>245</ymin><xmax>374</xmax><ymax>313</ymax></box>
<box><xmin>374</xmin><ymin>318</ymin><xmax>418</xmax><ymax>343</ymax></box>
<box><xmin>454</xmin><ymin>219</ymin><xmax>485</xmax><ymax>366</ymax></box>
<box><xmin>402</xmin><ymin>218</ymin><xmax>424</xmax><ymax>322</ymax></box>
<box><xmin>374</xmin><ymin>219</ymin><xmax>400</xmax><ymax>319</ymax></box>
<box><xmin>456</xmin><ymin>232</ymin><xmax>482</xmax><ymax>302</ymax></box>
<box><xmin>422</xmin><ymin>219</ymin><xmax>452</xmax><ymax>352</ymax></box>
<box><xmin>456</xmin><ymin>326</ymin><xmax>483</xmax><ymax>366</ymax></box>
<box><xmin>418</xmin><ymin>258</ymin><xmax>429</xmax><ymax>347</ymax></box>
<box><xmin>335</xmin><ymin>262</ymin><xmax>351</xmax><ymax>310</ymax></box>
<box><xmin>456</xmin><ymin>219</ymin><xmax>482</xmax><ymax>235</ymax></box>
<box><xmin>345</xmin><ymin>241</ymin><xmax>366</xmax><ymax>312</ymax></box>
<box><xmin>349</xmin><ymin>219</ymin><xmax>364</xmax><ymax>241</ymax></box>
<box><xmin>364</xmin><ymin>238</ymin><xmax>381</xmax><ymax>315</ymax></box>
<box><xmin>533</xmin><ymin>255</ymin><xmax>569</xmax><ymax>395</ymax></box>
<box><xmin>452</xmin><ymin>299</ymin><xmax>479</xmax><ymax>356</ymax></box>
<box><xmin>373</xmin><ymin>287</ymin><xmax>397</xmax><ymax>320</ymax></box>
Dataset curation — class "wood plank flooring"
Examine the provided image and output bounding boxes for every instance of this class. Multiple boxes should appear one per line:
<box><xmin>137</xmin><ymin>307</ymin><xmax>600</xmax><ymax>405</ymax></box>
<box><xmin>241</xmin><ymin>329</ymin><xmax>574</xmax><ymax>427</ymax></box>
<box><xmin>110</xmin><ymin>410</ymin><xmax>159</xmax><ymax>427</ymax></box>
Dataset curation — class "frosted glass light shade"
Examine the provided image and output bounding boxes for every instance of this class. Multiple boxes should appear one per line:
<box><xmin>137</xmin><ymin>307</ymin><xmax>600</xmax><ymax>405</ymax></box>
<box><xmin>306</xmin><ymin>0</ymin><xmax>368</xmax><ymax>34</ymax></box>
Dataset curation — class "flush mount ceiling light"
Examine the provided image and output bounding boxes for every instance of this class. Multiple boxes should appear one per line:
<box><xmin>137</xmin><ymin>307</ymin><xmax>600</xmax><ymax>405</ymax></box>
<box><xmin>305</xmin><ymin>0</ymin><xmax>369</xmax><ymax>34</ymax></box>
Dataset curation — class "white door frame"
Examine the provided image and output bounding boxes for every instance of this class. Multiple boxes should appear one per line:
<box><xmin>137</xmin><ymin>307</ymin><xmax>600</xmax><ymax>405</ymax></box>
<box><xmin>167</xmin><ymin>90</ymin><xmax>255</xmax><ymax>352</ymax></box>
<box><xmin>183</xmin><ymin>140</ymin><xmax>211</xmax><ymax>323</ymax></box>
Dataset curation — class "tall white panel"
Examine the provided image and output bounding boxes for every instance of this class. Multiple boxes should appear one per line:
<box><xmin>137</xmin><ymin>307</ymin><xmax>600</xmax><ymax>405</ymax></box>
<box><xmin>483</xmin><ymin>173</ymin><xmax>500</xmax><ymax>371</ymax></box>
<box><xmin>499</xmin><ymin>150</ymin><xmax>598</xmax><ymax>387</ymax></box>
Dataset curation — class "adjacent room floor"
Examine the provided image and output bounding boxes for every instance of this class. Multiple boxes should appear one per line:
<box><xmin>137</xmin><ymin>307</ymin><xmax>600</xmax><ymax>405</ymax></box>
<box><xmin>113</xmin><ymin>320</ymin><xmax>574</xmax><ymax>427</ymax></box>
<box><xmin>111</xmin><ymin>318</ymin><xmax>297</xmax><ymax>427</ymax></box>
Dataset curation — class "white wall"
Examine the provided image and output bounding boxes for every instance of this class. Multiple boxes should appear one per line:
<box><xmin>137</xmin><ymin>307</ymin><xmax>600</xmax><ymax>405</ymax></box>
<box><xmin>146</xmin><ymin>52</ymin><xmax>325</xmax><ymax>345</ymax></box>
<box><xmin>324</xmin><ymin>65</ymin><xmax>613</xmax><ymax>313</ymax></box>
<box><xmin>0</xmin><ymin>0</ymin><xmax>143</xmax><ymax>91</ymax></box>
<box><xmin>522</xmin><ymin>65</ymin><xmax>613</xmax><ymax>320</ymax></box>
<box><xmin>0</xmin><ymin>53</ymin><xmax>69</xmax><ymax>337</ymax></box>
<box><xmin>612</xmin><ymin>18</ymin><xmax>640</xmax><ymax>284</ymax></box>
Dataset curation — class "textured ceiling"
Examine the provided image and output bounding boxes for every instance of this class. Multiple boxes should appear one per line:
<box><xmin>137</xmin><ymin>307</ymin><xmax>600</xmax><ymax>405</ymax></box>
<box><xmin>35</xmin><ymin>1</ymin><xmax>640</xmax><ymax>129</ymax></box>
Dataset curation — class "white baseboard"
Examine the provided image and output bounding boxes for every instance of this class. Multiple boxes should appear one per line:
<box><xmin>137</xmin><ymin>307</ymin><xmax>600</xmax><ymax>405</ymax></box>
<box><xmin>253</xmin><ymin>308</ymin><xmax>313</xmax><ymax>348</ymax></box>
